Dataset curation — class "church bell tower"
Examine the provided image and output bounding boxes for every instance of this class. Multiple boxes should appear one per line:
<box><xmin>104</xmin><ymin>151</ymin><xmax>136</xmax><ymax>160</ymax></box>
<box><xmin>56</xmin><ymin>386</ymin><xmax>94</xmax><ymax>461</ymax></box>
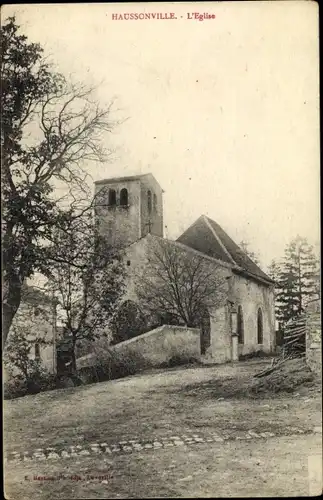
<box><xmin>94</xmin><ymin>173</ymin><xmax>163</xmax><ymax>247</ymax></box>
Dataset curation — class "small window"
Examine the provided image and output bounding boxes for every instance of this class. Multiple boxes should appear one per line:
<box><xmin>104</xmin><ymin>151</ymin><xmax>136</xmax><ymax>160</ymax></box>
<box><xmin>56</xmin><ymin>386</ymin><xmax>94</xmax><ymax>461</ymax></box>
<box><xmin>257</xmin><ymin>308</ymin><xmax>263</xmax><ymax>344</ymax></box>
<box><xmin>127</xmin><ymin>260</ymin><xmax>131</xmax><ymax>266</ymax></box>
<box><xmin>34</xmin><ymin>307</ymin><xmax>41</xmax><ymax>317</ymax></box>
<box><xmin>120</xmin><ymin>188</ymin><xmax>128</xmax><ymax>206</ymax></box>
<box><xmin>35</xmin><ymin>343</ymin><xmax>40</xmax><ymax>360</ymax></box>
<box><xmin>147</xmin><ymin>190</ymin><xmax>152</xmax><ymax>213</ymax></box>
<box><xmin>153</xmin><ymin>193</ymin><xmax>158</xmax><ymax>212</ymax></box>
<box><xmin>108</xmin><ymin>189</ymin><xmax>116</xmax><ymax>206</ymax></box>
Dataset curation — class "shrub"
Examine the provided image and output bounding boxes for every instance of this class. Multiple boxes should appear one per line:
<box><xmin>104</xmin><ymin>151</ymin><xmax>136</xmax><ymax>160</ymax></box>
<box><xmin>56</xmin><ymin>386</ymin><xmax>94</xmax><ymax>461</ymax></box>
<box><xmin>3</xmin><ymin>375</ymin><xmax>27</xmax><ymax>400</ymax></box>
<box><xmin>76</xmin><ymin>347</ymin><xmax>151</xmax><ymax>384</ymax></box>
<box><xmin>4</xmin><ymin>367</ymin><xmax>59</xmax><ymax>399</ymax></box>
<box><xmin>159</xmin><ymin>353</ymin><xmax>198</xmax><ymax>368</ymax></box>
<box><xmin>110</xmin><ymin>301</ymin><xmax>149</xmax><ymax>345</ymax></box>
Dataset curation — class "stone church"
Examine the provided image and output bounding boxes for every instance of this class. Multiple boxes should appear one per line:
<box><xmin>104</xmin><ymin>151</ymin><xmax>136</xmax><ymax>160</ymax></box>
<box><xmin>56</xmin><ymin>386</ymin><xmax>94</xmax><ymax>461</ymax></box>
<box><xmin>94</xmin><ymin>173</ymin><xmax>276</xmax><ymax>363</ymax></box>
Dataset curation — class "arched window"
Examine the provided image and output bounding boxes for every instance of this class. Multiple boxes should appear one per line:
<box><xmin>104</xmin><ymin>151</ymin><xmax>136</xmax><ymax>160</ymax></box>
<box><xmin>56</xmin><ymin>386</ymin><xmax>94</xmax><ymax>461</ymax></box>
<box><xmin>108</xmin><ymin>188</ymin><xmax>116</xmax><ymax>206</ymax></box>
<box><xmin>257</xmin><ymin>308</ymin><xmax>263</xmax><ymax>344</ymax></box>
<box><xmin>153</xmin><ymin>193</ymin><xmax>158</xmax><ymax>213</ymax></box>
<box><xmin>120</xmin><ymin>188</ymin><xmax>128</xmax><ymax>206</ymax></box>
<box><xmin>147</xmin><ymin>190</ymin><xmax>152</xmax><ymax>213</ymax></box>
<box><xmin>237</xmin><ymin>305</ymin><xmax>244</xmax><ymax>344</ymax></box>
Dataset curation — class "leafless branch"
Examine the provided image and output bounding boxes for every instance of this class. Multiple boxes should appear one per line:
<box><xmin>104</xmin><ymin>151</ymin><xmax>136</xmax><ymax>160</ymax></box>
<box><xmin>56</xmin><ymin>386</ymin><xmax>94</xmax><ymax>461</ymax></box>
<box><xmin>135</xmin><ymin>238</ymin><xmax>227</xmax><ymax>327</ymax></box>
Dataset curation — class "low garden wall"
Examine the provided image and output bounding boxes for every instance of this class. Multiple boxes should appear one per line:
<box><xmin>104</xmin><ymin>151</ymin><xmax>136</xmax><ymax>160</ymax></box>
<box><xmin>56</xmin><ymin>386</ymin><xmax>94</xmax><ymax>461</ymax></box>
<box><xmin>112</xmin><ymin>325</ymin><xmax>201</xmax><ymax>366</ymax></box>
<box><xmin>76</xmin><ymin>325</ymin><xmax>201</xmax><ymax>383</ymax></box>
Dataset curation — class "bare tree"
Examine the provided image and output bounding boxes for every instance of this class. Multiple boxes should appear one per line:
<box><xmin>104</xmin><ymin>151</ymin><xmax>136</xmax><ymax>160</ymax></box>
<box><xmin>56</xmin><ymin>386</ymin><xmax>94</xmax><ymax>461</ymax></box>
<box><xmin>47</xmin><ymin>211</ymin><xmax>125</xmax><ymax>373</ymax></box>
<box><xmin>135</xmin><ymin>238</ymin><xmax>228</xmax><ymax>328</ymax></box>
<box><xmin>1</xmin><ymin>18</ymin><xmax>118</xmax><ymax>344</ymax></box>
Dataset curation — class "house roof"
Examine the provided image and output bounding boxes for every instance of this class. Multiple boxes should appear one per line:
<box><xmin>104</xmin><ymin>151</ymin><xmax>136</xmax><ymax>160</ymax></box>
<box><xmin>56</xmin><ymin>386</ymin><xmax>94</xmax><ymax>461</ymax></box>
<box><xmin>177</xmin><ymin>215</ymin><xmax>273</xmax><ymax>284</ymax></box>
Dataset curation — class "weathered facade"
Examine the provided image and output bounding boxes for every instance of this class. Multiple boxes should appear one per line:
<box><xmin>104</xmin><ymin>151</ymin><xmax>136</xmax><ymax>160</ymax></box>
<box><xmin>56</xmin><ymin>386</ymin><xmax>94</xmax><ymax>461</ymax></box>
<box><xmin>231</xmin><ymin>273</ymin><xmax>276</xmax><ymax>357</ymax></box>
<box><xmin>112</xmin><ymin>325</ymin><xmax>200</xmax><ymax>367</ymax></box>
<box><xmin>95</xmin><ymin>173</ymin><xmax>276</xmax><ymax>364</ymax></box>
<box><xmin>5</xmin><ymin>285</ymin><xmax>57</xmax><ymax>377</ymax></box>
<box><xmin>94</xmin><ymin>173</ymin><xmax>163</xmax><ymax>248</ymax></box>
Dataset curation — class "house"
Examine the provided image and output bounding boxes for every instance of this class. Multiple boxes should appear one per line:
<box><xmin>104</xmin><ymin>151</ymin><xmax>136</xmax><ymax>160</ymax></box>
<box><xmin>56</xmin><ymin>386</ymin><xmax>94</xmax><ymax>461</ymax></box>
<box><xmin>4</xmin><ymin>285</ymin><xmax>58</xmax><ymax>376</ymax></box>
<box><xmin>94</xmin><ymin>173</ymin><xmax>276</xmax><ymax>363</ymax></box>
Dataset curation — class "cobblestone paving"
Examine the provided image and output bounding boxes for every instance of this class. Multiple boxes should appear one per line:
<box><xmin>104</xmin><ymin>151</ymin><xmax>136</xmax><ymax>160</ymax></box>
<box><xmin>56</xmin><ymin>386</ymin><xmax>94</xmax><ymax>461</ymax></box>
<box><xmin>5</xmin><ymin>426</ymin><xmax>321</xmax><ymax>464</ymax></box>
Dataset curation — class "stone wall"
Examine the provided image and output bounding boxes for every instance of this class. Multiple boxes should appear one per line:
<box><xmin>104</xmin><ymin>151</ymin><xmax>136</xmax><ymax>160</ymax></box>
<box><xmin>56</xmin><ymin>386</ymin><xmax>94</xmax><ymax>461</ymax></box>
<box><xmin>95</xmin><ymin>179</ymin><xmax>142</xmax><ymax>247</ymax></box>
<box><xmin>139</xmin><ymin>175</ymin><xmax>163</xmax><ymax>238</ymax></box>
<box><xmin>76</xmin><ymin>325</ymin><xmax>201</xmax><ymax>371</ymax></box>
<box><xmin>209</xmin><ymin>304</ymin><xmax>232</xmax><ymax>363</ymax></box>
<box><xmin>113</xmin><ymin>325</ymin><xmax>200</xmax><ymax>366</ymax></box>
<box><xmin>123</xmin><ymin>235</ymin><xmax>150</xmax><ymax>302</ymax></box>
<box><xmin>306</xmin><ymin>299</ymin><xmax>322</xmax><ymax>375</ymax></box>
<box><xmin>232</xmin><ymin>274</ymin><xmax>275</xmax><ymax>356</ymax></box>
<box><xmin>95</xmin><ymin>175</ymin><xmax>164</xmax><ymax>248</ymax></box>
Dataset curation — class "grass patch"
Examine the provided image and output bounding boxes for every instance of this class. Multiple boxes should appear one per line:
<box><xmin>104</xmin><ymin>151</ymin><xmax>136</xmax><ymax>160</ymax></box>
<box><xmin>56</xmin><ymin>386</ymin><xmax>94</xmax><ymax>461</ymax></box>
<box><xmin>4</xmin><ymin>371</ymin><xmax>61</xmax><ymax>400</ymax></box>
<box><xmin>173</xmin><ymin>358</ymin><xmax>319</xmax><ymax>400</ymax></box>
<box><xmin>4</xmin><ymin>360</ymin><xmax>321</xmax><ymax>460</ymax></box>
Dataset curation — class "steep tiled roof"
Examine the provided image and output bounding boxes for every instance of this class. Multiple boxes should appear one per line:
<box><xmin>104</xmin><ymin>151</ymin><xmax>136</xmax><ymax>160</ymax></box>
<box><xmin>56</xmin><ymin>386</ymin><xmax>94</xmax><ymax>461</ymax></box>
<box><xmin>137</xmin><ymin>233</ymin><xmax>234</xmax><ymax>270</ymax></box>
<box><xmin>177</xmin><ymin>215</ymin><xmax>273</xmax><ymax>284</ymax></box>
<box><xmin>176</xmin><ymin>216</ymin><xmax>233</xmax><ymax>264</ymax></box>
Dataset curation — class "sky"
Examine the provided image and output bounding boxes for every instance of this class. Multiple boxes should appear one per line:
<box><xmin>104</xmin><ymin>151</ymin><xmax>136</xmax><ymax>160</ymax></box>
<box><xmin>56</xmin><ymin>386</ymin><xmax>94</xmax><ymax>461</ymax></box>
<box><xmin>4</xmin><ymin>2</ymin><xmax>320</xmax><ymax>269</ymax></box>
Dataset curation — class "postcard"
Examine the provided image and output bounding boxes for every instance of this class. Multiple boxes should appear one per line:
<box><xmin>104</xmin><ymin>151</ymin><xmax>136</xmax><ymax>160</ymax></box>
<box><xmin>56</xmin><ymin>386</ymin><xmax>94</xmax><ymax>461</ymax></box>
<box><xmin>2</xmin><ymin>2</ymin><xmax>321</xmax><ymax>498</ymax></box>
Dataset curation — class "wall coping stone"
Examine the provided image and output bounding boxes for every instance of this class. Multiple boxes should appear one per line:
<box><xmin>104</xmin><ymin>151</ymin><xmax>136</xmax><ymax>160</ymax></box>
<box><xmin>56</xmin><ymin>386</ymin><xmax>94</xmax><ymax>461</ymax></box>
<box><xmin>113</xmin><ymin>325</ymin><xmax>200</xmax><ymax>350</ymax></box>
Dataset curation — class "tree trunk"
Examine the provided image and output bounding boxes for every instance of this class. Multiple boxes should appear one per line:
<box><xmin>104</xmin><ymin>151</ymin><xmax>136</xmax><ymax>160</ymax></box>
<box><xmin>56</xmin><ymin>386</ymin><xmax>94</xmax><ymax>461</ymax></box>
<box><xmin>69</xmin><ymin>339</ymin><xmax>83</xmax><ymax>386</ymax></box>
<box><xmin>2</xmin><ymin>283</ymin><xmax>22</xmax><ymax>346</ymax></box>
<box><xmin>71</xmin><ymin>339</ymin><xmax>77</xmax><ymax>373</ymax></box>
